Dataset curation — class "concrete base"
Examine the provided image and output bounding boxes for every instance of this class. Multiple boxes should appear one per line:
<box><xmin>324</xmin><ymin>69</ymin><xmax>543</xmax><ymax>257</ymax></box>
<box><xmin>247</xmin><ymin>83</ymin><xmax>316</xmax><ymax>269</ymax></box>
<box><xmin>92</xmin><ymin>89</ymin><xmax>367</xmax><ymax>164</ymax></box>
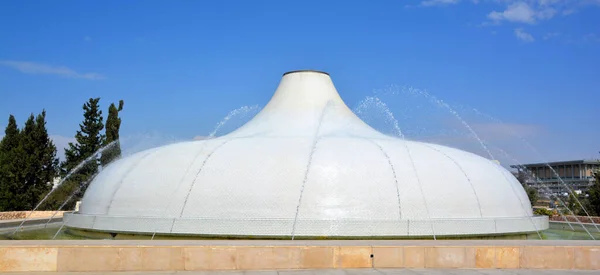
<box><xmin>63</xmin><ymin>213</ymin><xmax>550</xmax><ymax>238</ymax></box>
<box><xmin>0</xmin><ymin>240</ymin><xmax>598</xmax><ymax>272</ymax></box>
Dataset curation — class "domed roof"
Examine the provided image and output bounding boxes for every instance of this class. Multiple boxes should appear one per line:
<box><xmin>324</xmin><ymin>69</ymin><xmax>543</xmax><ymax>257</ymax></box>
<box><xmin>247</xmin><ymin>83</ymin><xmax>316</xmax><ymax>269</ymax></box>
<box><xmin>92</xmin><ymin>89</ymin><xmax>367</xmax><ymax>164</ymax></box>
<box><xmin>66</xmin><ymin>70</ymin><xmax>548</xmax><ymax>237</ymax></box>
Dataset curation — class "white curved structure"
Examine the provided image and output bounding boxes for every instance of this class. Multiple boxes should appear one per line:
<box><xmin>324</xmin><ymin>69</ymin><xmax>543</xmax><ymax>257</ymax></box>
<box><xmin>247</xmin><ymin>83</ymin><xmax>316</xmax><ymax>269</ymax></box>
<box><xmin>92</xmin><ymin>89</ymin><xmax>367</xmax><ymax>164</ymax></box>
<box><xmin>65</xmin><ymin>70</ymin><xmax>548</xmax><ymax>238</ymax></box>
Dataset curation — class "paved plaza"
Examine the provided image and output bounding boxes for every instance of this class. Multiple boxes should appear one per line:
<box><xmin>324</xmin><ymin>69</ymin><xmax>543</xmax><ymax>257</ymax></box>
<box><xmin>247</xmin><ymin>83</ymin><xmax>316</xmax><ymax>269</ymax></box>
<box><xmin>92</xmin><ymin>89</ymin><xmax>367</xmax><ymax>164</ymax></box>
<box><xmin>2</xmin><ymin>269</ymin><xmax>599</xmax><ymax>275</ymax></box>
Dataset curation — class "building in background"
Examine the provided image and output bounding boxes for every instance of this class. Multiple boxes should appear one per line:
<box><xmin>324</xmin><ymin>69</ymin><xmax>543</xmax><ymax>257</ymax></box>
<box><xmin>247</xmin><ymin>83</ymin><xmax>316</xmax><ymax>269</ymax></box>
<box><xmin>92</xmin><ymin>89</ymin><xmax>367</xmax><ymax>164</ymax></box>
<box><xmin>511</xmin><ymin>160</ymin><xmax>599</xmax><ymax>195</ymax></box>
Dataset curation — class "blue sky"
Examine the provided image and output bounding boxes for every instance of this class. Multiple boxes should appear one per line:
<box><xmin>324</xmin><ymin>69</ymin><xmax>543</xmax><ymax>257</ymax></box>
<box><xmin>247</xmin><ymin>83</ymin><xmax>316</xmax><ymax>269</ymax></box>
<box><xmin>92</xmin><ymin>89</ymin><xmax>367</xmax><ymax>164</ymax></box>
<box><xmin>0</xmin><ymin>0</ymin><xmax>599</xmax><ymax>164</ymax></box>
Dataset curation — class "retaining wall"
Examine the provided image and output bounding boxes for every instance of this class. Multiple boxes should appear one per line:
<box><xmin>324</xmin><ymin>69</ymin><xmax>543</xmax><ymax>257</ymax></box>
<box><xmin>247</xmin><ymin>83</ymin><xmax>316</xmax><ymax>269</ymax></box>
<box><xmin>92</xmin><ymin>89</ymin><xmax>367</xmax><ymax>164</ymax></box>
<box><xmin>0</xmin><ymin>211</ymin><xmax>65</xmax><ymax>221</ymax></box>
<box><xmin>0</xmin><ymin>240</ymin><xmax>598</xmax><ymax>272</ymax></box>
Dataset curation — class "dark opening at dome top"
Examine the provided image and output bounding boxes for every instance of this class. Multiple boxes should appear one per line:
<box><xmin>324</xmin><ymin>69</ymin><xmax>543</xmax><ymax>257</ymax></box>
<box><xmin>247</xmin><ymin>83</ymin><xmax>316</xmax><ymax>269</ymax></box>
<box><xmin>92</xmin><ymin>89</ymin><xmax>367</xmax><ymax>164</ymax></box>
<box><xmin>283</xmin><ymin>70</ymin><xmax>329</xmax><ymax>76</ymax></box>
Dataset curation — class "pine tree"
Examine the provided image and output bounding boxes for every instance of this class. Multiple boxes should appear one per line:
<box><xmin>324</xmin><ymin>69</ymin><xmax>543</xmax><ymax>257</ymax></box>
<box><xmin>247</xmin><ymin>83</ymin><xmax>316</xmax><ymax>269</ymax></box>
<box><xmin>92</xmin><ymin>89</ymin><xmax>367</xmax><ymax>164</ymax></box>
<box><xmin>19</xmin><ymin>114</ymin><xmax>39</xmax><ymax>209</ymax></box>
<box><xmin>62</xmin><ymin>98</ymin><xmax>105</xmax><ymax>176</ymax></box>
<box><xmin>46</xmin><ymin>98</ymin><xmax>105</xmax><ymax>209</ymax></box>
<box><xmin>0</xmin><ymin>115</ymin><xmax>23</xmax><ymax>211</ymax></box>
<box><xmin>0</xmin><ymin>115</ymin><xmax>20</xmax><ymax>150</ymax></box>
<box><xmin>101</xmin><ymin>100</ymin><xmax>124</xmax><ymax>166</ymax></box>
<box><xmin>32</xmin><ymin>111</ymin><xmax>59</xmax><ymax>208</ymax></box>
<box><xmin>18</xmin><ymin>112</ymin><xmax>59</xmax><ymax>209</ymax></box>
<box><xmin>0</xmin><ymin>112</ymin><xmax>58</xmax><ymax>211</ymax></box>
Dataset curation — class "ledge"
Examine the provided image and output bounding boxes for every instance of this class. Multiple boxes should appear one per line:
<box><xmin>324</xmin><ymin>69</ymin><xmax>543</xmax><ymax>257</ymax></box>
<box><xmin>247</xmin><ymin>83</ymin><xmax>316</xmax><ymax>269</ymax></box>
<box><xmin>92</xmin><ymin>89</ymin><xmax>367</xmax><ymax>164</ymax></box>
<box><xmin>62</xmin><ymin>213</ymin><xmax>549</xmax><ymax>237</ymax></box>
<box><xmin>2</xmin><ymin>239</ymin><xmax>599</xmax><ymax>247</ymax></box>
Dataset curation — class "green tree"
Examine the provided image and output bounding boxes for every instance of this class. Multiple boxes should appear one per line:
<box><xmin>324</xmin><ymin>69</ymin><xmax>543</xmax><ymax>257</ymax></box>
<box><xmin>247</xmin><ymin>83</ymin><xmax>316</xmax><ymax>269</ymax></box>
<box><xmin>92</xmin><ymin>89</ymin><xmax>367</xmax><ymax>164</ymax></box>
<box><xmin>0</xmin><ymin>112</ymin><xmax>59</xmax><ymax>211</ymax></box>
<box><xmin>62</xmin><ymin>98</ymin><xmax>105</xmax><ymax>175</ymax></box>
<box><xmin>100</xmin><ymin>100</ymin><xmax>124</xmax><ymax>166</ymax></box>
<box><xmin>0</xmin><ymin>115</ymin><xmax>20</xmax><ymax>149</ymax></box>
<box><xmin>19</xmin><ymin>112</ymin><xmax>59</xmax><ymax>209</ymax></box>
<box><xmin>32</xmin><ymin>111</ymin><xmax>59</xmax><ymax>208</ymax></box>
<box><xmin>515</xmin><ymin>169</ymin><xmax>539</xmax><ymax>206</ymax></box>
<box><xmin>525</xmin><ymin>186</ymin><xmax>539</xmax><ymax>207</ymax></box>
<box><xmin>44</xmin><ymin>98</ymin><xmax>105</xmax><ymax>210</ymax></box>
<box><xmin>566</xmin><ymin>193</ymin><xmax>582</xmax><ymax>215</ymax></box>
<box><xmin>588</xmin><ymin>170</ymin><xmax>600</xmax><ymax>216</ymax></box>
<box><xmin>0</xmin><ymin>115</ymin><xmax>23</xmax><ymax>211</ymax></box>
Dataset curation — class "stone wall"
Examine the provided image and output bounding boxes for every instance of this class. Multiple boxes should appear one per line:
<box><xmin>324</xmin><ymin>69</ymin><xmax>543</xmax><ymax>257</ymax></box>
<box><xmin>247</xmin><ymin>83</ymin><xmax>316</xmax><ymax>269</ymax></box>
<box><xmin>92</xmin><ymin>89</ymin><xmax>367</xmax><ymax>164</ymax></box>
<box><xmin>0</xmin><ymin>240</ymin><xmax>598</xmax><ymax>272</ymax></box>
<box><xmin>0</xmin><ymin>211</ymin><xmax>65</xmax><ymax>221</ymax></box>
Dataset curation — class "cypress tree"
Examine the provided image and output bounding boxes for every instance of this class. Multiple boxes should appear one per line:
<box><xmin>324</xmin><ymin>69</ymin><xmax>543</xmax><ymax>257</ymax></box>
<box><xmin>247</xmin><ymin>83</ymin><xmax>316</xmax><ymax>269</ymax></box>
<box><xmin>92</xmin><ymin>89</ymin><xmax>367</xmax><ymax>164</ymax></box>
<box><xmin>101</xmin><ymin>100</ymin><xmax>124</xmax><ymax>166</ymax></box>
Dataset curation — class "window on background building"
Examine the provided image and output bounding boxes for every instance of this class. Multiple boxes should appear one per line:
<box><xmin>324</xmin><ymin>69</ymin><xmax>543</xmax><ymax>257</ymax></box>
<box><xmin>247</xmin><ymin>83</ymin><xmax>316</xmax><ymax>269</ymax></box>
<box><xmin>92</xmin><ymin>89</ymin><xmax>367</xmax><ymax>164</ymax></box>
<box><xmin>559</xmin><ymin>166</ymin><xmax>564</xmax><ymax>178</ymax></box>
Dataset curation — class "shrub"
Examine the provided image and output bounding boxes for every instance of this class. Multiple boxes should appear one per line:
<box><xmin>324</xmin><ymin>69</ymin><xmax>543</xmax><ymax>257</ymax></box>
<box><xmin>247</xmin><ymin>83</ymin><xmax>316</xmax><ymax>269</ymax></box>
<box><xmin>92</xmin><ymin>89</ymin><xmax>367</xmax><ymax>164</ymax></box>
<box><xmin>534</xmin><ymin>208</ymin><xmax>554</xmax><ymax>217</ymax></box>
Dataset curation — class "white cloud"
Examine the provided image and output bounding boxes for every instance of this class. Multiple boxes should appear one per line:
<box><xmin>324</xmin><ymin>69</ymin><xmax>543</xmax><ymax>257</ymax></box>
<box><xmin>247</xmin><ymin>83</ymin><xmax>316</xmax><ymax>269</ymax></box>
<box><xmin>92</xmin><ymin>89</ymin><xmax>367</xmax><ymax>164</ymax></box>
<box><xmin>488</xmin><ymin>2</ymin><xmax>546</xmax><ymax>24</ymax></box>
<box><xmin>537</xmin><ymin>7</ymin><xmax>557</xmax><ymax>19</ymax></box>
<box><xmin>514</xmin><ymin>28</ymin><xmax>535</xmax><ymax>42</ymax></box>
<box><xmin>543</xmin><ymin>32</ymin><xmax>560</xmax><ymax>39</ymax></box>
<box><xmin>421</xmin><ymin>0</ymin><xmax>460</xmax><ymax>6</ymax></box>
<box><xmin>584</xmin><ymin>33</ymin><xmax>599</xmax><ymax>42</ymax></box>
<box><xmin>421</xmin><ymin>0</ymin><xmax>600</xmax><ymax>32</ymax></box>
<box><xmin>0</xmin><ymin>61</ymin><xmax>105</xmax><ymax>80</ymax></box>
<box><xmin>586</xmin><ymin>33</ymin><xmax>597</xmax><ymax>38</ymax></box>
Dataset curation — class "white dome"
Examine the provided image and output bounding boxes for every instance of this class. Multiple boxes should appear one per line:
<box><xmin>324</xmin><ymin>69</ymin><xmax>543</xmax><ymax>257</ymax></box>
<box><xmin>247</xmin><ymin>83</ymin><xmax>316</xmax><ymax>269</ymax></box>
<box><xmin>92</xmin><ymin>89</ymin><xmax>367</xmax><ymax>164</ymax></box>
<box><xmin>66</xmin><ymin>70</ymin><xmax>548</xmax><ymax>237</ymax></box>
